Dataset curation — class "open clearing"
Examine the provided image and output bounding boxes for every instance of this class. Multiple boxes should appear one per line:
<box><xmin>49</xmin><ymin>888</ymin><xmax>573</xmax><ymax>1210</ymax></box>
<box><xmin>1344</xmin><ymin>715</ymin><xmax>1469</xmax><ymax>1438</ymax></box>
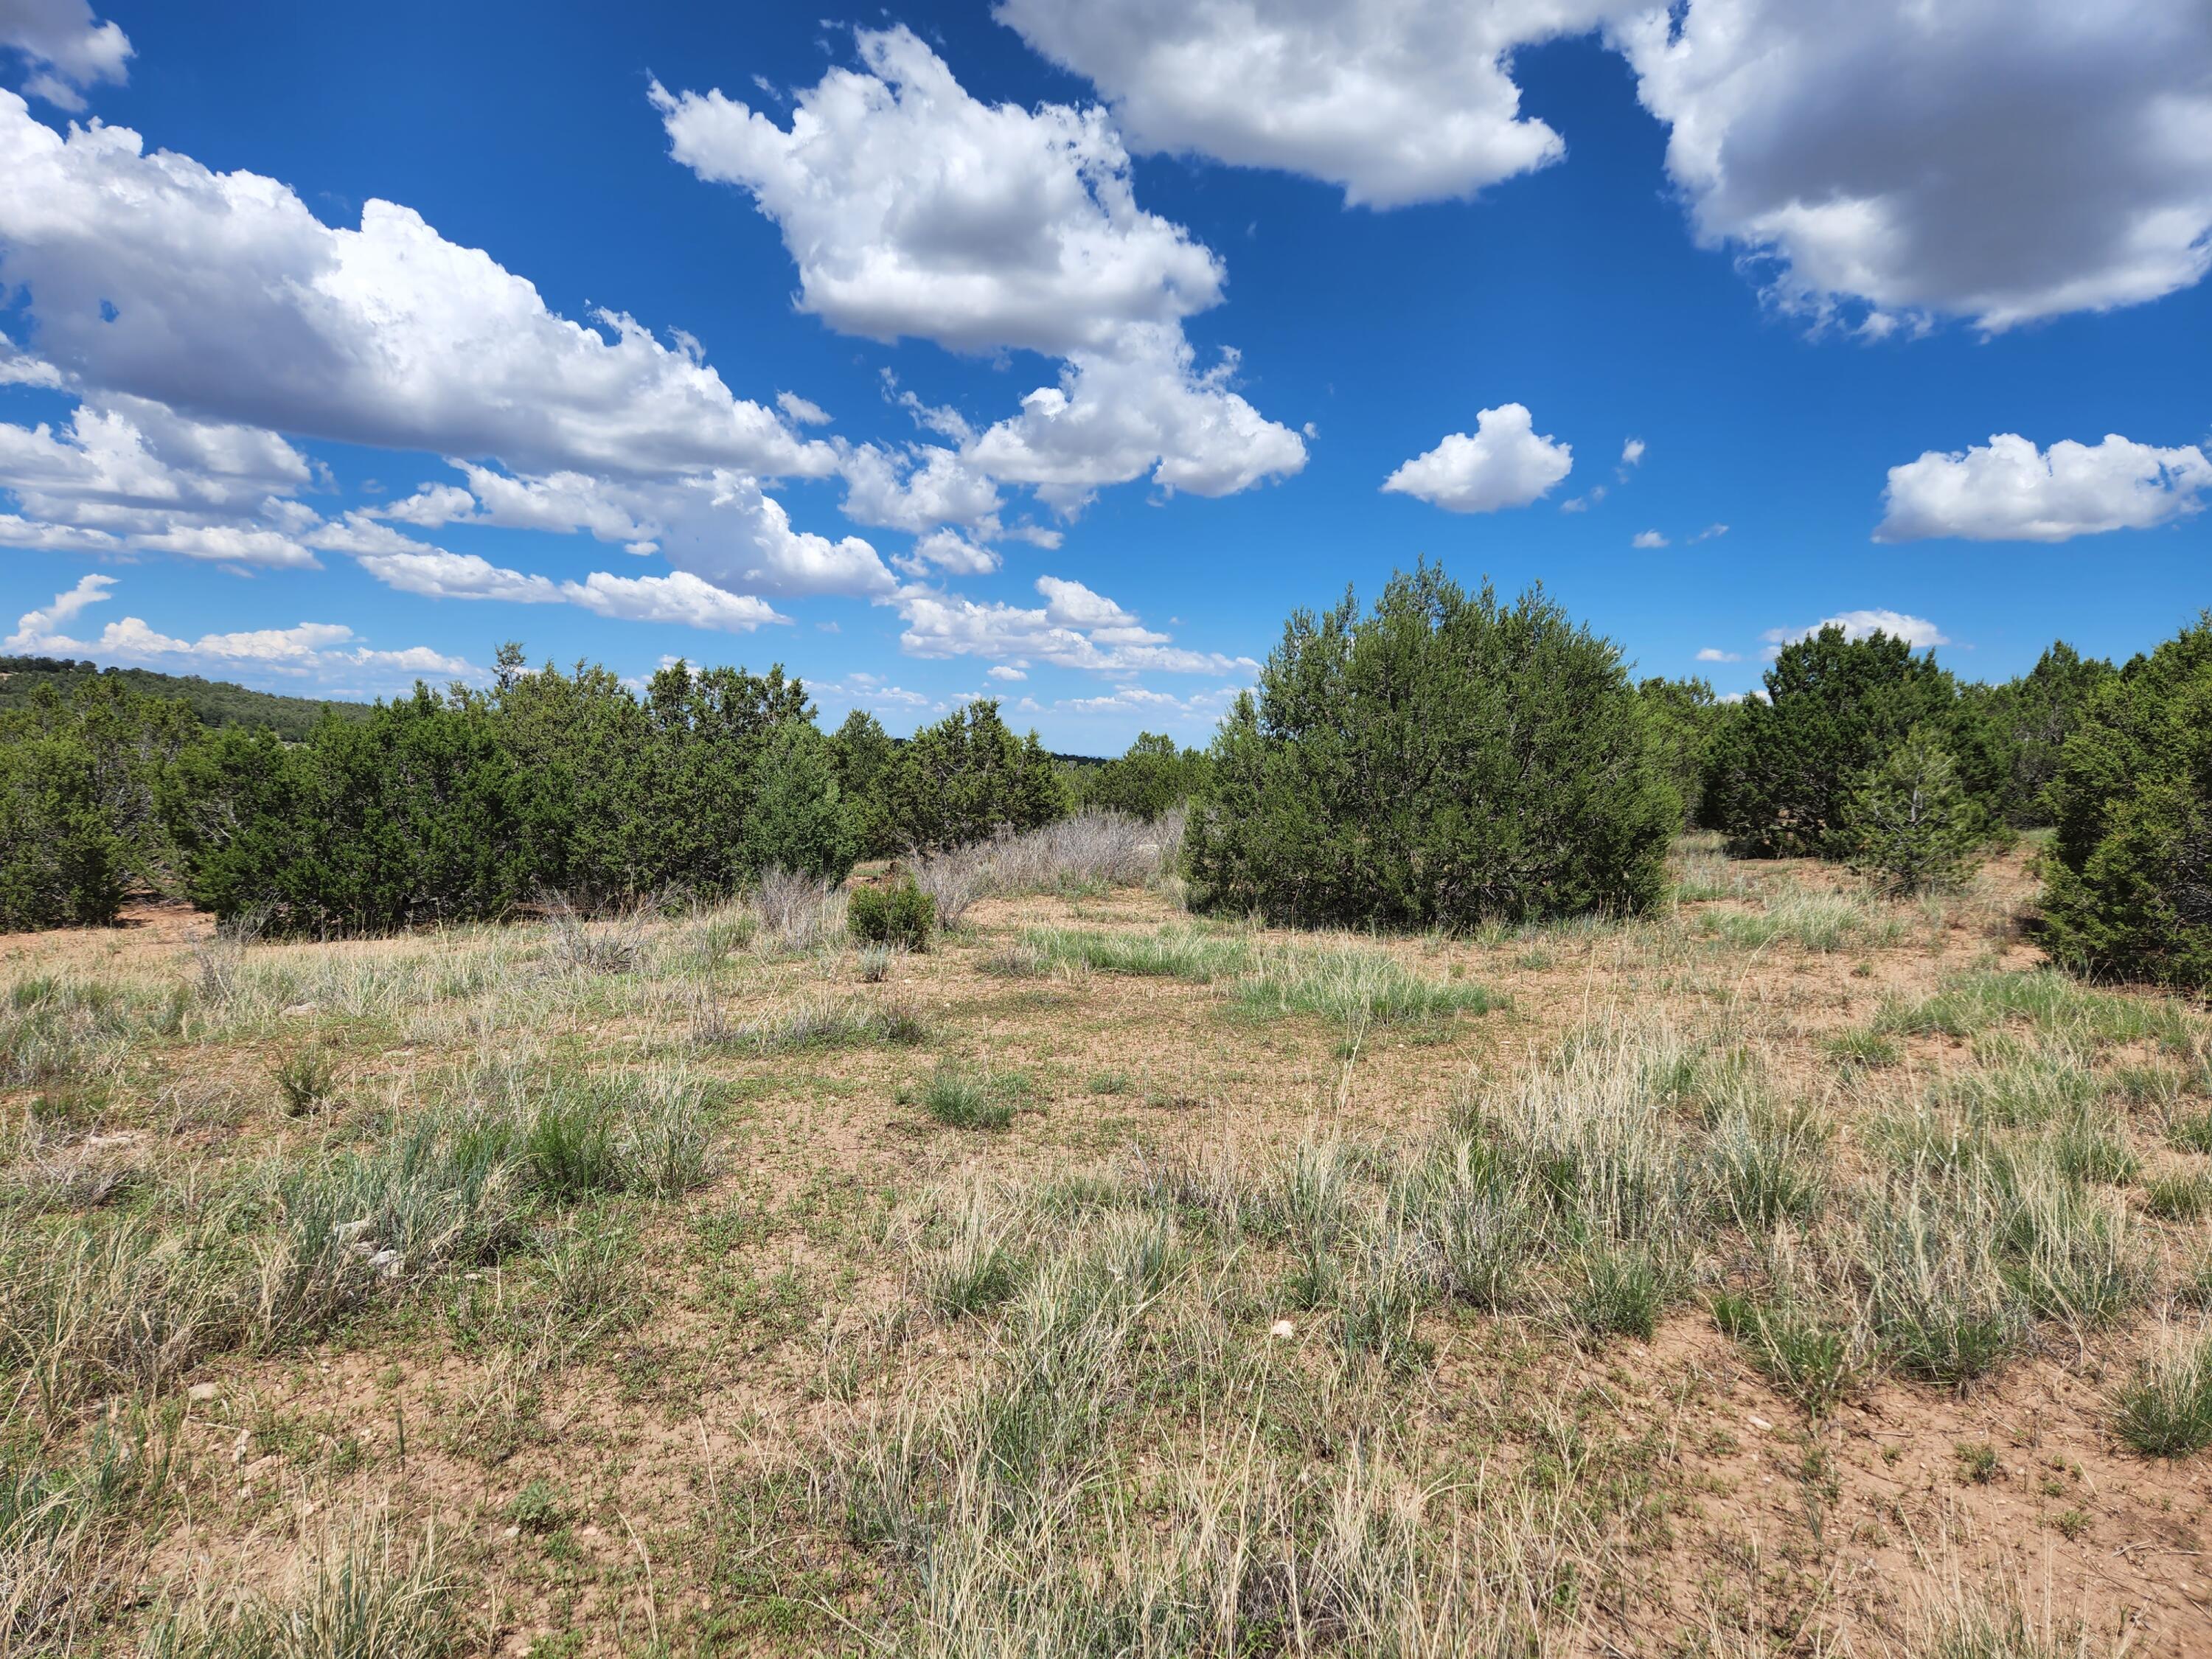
<box><xmin>6</xmin><ymin>838</ymin><xmax>2212</xmax><ymax>1656</ymax></box>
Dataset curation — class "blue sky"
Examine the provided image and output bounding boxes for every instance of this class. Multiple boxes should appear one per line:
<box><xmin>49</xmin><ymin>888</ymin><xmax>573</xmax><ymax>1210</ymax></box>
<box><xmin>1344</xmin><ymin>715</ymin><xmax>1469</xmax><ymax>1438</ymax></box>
<box><xmin>1</xmin><ymin>1</ymin><xmax>2206</xmax><ymax>751</ymax></box>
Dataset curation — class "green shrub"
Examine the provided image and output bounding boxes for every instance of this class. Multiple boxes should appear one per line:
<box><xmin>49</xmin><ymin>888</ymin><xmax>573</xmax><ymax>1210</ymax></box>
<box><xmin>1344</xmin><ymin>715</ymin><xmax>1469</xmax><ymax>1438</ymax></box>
<box><xmin>0</xmin><ymin>677</ymin><xmax>200</xmax><ymax>931</ymax></box>
<box><xmin>1842</xmin><ymin>726</ymin><xmax>1987</xmax><ymax>895</ymax></box>
<box><xmin>848</xmin><ymin>879</ymin><xmax>935</xmax><ymax>950</ymax></box>
<box><xmin>1702</xmin><ymin>624</ymin><xmax>1966</xmax><ymax>858</ymax></box>
<box><xmin>879</xmin><ymin>700</ymin><xmax>1068</xmax><ymax>854</ymax></box>
<box><xmin>2039</xmin><ymin>616</ymin><xmax>2212</xmax><ymax>992</ymax></box>
<box><xmin>1075</xmin><ymin>731</ymin><xmax>1208</xmax><ymax>822</ymax></box>
<box><xmin>1183</xmin><ymin>566</ymin><xmax>1679</xmax><ymax>928</ymax></box>
<box><xmin>2112</xmin><ymin>1334</ymin><xmax>2212</xmax><ymax>1457</ymax></box>
<box><xmin>917</xmin><ymin>1065</ymin><xmax>1015</xmax><ymax>1131</ymax></box>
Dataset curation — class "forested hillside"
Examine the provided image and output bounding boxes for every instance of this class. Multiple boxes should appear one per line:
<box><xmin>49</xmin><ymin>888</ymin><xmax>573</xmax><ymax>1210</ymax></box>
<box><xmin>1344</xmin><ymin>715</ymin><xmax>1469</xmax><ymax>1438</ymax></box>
<box><xmin>0</xmin><ymin>656</ymin><xmax>370</xmax><ymax>742</ymax></box>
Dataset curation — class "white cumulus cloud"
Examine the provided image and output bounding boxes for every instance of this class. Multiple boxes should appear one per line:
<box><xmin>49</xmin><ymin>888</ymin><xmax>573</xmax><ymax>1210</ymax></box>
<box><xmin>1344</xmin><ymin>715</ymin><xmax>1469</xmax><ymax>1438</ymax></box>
<box><xmin>1616</xmin><ymin>0</ymin><xmax>2212</xmax><ymax>330</ymax></box>
<box><xmin>1761</xmin><ymin>608</ymin><xmax>1950</xmax><ymax>658</ymax></box>
<box><xmin>1877</xmin><ymin>432</ymin><xmax>2212</xmax><ymax>543</ymax></box>
<box><xmin>6</xmin><ymin>573</ymin><xmax>474</xmax><ymax>684</ymax></box>
<box><xmin>1381</xmin><ymin>403</ymin><xmax>1571</xmax><ymax>513</ymax></box>
<box><xmin>1</xmin><ymin>0</ymin><xmax>131</xmax><ymax>110</ymax></box>
<box><xmin>995</xmin><ymin>0</ymin><xmax>1627</xmax><ymax>209</ymax></box>
<box><xmin>655</xmin><ymin>27</ymin><xmax>1304</xmax><ymax>518</ymax></box>
<box><xmin>1001</xmin><ymin>1</ymin><xmax>2212</xmax><ymax>328</ymax></box>
<box><xmin>560</xmin><ymin>570</ymin><xmax>787</xmax><ymax>633</ymax></box>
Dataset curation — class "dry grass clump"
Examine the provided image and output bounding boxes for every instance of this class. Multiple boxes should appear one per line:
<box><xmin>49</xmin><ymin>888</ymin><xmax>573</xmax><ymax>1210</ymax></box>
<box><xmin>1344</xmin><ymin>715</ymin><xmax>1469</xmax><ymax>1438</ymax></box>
<box><xmin>909</xmin><ymin>808</ymin><xmax>1184</xmax><ymax>929</ymax></box>
<box><xmin>708</xmin><ymin>990</ymin><xmax>930</xmax><ymax>1053</ymax></box>
<box><xmin>138</xmin><ymin>1510</ymin><xmax>456</xmax><ymax>1659</ymax></box>
<box><xmin>751</xmin><ymin>866</ymin><xmax>846</xmax><ymax>952</ymax></box>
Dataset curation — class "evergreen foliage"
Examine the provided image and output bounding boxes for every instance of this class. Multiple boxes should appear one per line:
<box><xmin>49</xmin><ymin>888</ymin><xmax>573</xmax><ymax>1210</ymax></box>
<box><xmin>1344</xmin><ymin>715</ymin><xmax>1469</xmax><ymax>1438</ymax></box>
<box><xmin>1841</xmin><ymin>726</ymin><xmax>1986</xmax><ymax>894</ymax></box>
<box><xmin>2040</xmin><ymin>616</ymin><xmax>2212</xmax><ymax>990</ymax></box>
<box><xmin>0</xmin><ymin>677</ymin><xmax>199</xmax><ymax>929</ymax></box>
<box><xmin>1076</xmin><ymin>732</ymin><xmax>1209</xmax><ymax>821</ymax></box>
<box><xmin>880</xmin><ymin>700</ymin><xmax>1069</xmax><ymax>853</ymax></box>
<box><xmin>0</xmin><ymin>655</ymin><xmax>366</xmax><ymax>740</ymax></box>
<box><xmin>1636</xmin><ymin>677</ymin><xmax>1724</xmax><ymax>827</ymax></box>
<box><xmin>1701</xmin><ymin>625</ymin><xmax>1962</xmax><ymax>857</ymax></box>
<box><xmin>849</xmin><ymin>877</ymin><xmax>935</xmax><ymax>950</ymax></box>
<box><xmin>827</xmin><ymin>708</ymin><xmax>901</xmax><ymax>859</ymax></box>
<box><xmin>1183</xmin><ymin>566</ymin><xmax>1679</xmax><ymax>927</ymax></box>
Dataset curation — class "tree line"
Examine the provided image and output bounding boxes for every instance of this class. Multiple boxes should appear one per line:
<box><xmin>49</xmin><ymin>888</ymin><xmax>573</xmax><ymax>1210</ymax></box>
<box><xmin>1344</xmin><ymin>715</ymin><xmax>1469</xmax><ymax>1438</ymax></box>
<box><xmin>1</xmin><ymin>580</ymin><xmax>2203</xmax><ymax>991</ymax></box>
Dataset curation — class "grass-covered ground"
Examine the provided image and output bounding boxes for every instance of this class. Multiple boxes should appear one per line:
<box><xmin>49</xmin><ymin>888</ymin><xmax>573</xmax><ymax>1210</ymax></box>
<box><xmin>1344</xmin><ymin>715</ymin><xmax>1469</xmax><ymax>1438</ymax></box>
<box><xmin>4</xmin><ymin>833</ymin><xmax>2211</xmax><ymax>1656</ymax></box>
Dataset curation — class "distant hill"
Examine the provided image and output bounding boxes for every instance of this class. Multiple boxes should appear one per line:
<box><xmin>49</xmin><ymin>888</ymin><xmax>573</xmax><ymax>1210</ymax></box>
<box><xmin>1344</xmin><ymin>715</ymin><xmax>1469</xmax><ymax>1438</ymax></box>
<box><xmin>0</xmin><ymin>656</ymin><xmax>372</xmax><ymax>742</ymax></box>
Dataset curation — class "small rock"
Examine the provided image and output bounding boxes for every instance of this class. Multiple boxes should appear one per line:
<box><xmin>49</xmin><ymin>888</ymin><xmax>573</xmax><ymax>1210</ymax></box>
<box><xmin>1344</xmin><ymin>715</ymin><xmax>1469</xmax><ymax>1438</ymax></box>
<box><xmin>368</xmin><ymin>1248</ymin><xmax>403</xmax><ymax>1277</ymax></box>
<box><xmin>281</xmin><ymin>1001</ymin><xmax>318</xmax><ymax>1017</ymax></box>
<box><xmin>1748</xmin><ymin>1414</ymin><xmax>1773</xmax><ymax>1432</ymax></box>
<box><xmin>187</xmin><ymin>1382</ymin><xmax>220</xmax><ymax>1404</ymax></box>
<box><xmin>502</xmin><ymin>1524</ymin><xmax>520</xmax><ymax>1540</ymax></box>
<box><xmin>231</xmin><ymin>1430</ymin><xmax>251</xmax><ymax>1465</ymax></box>
<box><xmin>1270</xmin><ymin>1318</ymin><xmax>1296</xmax><ymax>1340</ymax></box>
<box><xmin>333</xmin><ymin>1218</ymin><xmax>374</xmax><ymax>1243</ymax></box>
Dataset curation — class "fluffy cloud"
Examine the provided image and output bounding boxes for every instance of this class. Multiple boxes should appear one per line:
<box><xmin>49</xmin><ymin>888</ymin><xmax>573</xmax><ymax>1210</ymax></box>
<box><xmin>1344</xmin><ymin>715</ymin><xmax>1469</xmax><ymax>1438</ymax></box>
<box><xmin>1001</xmin><ymin>1</ymin><xmax>2212</xmax><ymax>328</ymax></box>
<box><xmin>1762</xmin><ymin>608</ymin><xmax>1950</xmax><ymax>657</ymax></box>
<box><xmin>7</xmin><ymin>573</ymin><xmax>474</xmax><ymax>684</ymax></box>
<box><xmin>837</xmin><ymin>442</ymin><xmax>1004</xmax><ymax>537</ymax></box>
<box><xmin>1621</xmin><ymin>437</ymin><xmax>1646</xmax><ymax>467</ymax></box>
<box><xmin>0</xmin><ymin>394</ymin><xmax>319</xmax><ymax>564</ymax></box>
<box><xmin>1630</xmin><ymin>529</ymin><xmax>1668</xmax><ymax>548</ymax></box>
<box><xmin>1</xmin><ymin>0</ymin><xmax>131</xmax><ymax>110</ymax></box>
<box><xmin>996</xmin><ymin>0</ymin><xmax>1624</xmax><ymax>208</ymax></box>
<box><xmin>1057</xmin><ymin>682</ymin><xmax>1246</xmax><ymax>720</ymax></box>
<box><xmin>1694</xmin><ymin>647</ymin><xmax>1742</xmax><ymax>663</ymax></box>
<box><xmin>445</xmin><ymin>465</ymin><xmax>894</xmax><ymax>598</ymax></box>
<box><xmin>893</xmin><ymin>526</ymin><xmax>1002</xmax><ymax>579</ymax></box>
<box><xmin>894</xmin><ymin>574</ymin><xmax>1253</xmax><ymax>675</ymax></box>
<box><xmin>967</xmin><ymin>328</ymin><xmax>1307</xmax><ymax>510</ymax></box>
<box><xmin>1615</xmin><ymin>1</ymin><xmax>2212</xmax><ymax>329</ymax></box>
<box><xmin>655</xmin><ymin>27</ymin><xmax>1222</xmax><ymax>357</ymax></box>
<box><xmin>559</xmin><ymin>569</ymin><xmax>786</xmax><ymax>633</ymax></box>
<box><xmin>378</xmin><ymin>482</ymin><xmax>478</xmax><ymax>528</ymax></box>
<box><xmin>0</xmin><ymin>88</ymin><xmax>869</xmax><ymax>624</ymax></box>
<box><xmin>0</xmin><ymin>93</ymin><xmax>830</xmax><ymax>479</ymax></box>
<box><xmin>303</xmin><ymin>514</ymin><xmax>563</xmax><ymax>603</ymax></box>
<box><xmin>657</xmin><ymin>28</ymin><xmax>1304</xmax><ymax>516</ymax></box>
<box><xmin>1381</xmin><ymin>403</ymin><xmax>1571</xmax><ymax>512</ymax></box>
<box><xmin>1876</xmin><ymin>432</ymin><xmax>2212</xmax><ymax>543</ymax></box>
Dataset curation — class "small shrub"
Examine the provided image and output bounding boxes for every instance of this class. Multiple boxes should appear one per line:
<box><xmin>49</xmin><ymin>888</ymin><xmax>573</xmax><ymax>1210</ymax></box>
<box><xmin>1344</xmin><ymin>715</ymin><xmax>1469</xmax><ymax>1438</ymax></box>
<box><xmin>1954</xmin><ymin>1440</ymin><xmax>2000</xmax><ymax>1484</ymax></box>
<box><xmin>917</xmin><ymin>1065</ymin><xmax>1015</xmax><ymax>1131</ymax></box>
<box><xmin>855</xmin><ymin>944</ymin><xmax>895</xmax><ymax>983</ymax></box>
<box><xmin>2166</xmin><ymin>1110</ymin><xmax>2212</xmax><ymax>1155</ymax></box>
<box><xmin>1825</xmin><ymin>1029</ymin><xmax>1900</xmax><ymax>1068</ymax></box>
<box><xmin>1571</xmin><ymin>1245</ymin><xmax>1669</xmax><ymax>1341</ymax></box>
<box><xmin>2111</xmin><ymin>1333</ymin><xmax>2212</xmax><ymax>1457</ymax></box>
<box><xmin>1183</xmin><ymin>566</ymin><xmax>1680</xmax><ymax>928</ymax></box>
<box><xmin>848</xmin><ymin>879</ymin><xmax>934</xmax><ymax>951</ymax></box>
<box><xmin>1841</xmin><ymin>726</ymin><xmax>1986</xmax><ymax>896</ymax></box>
<box><xmin>270</xmin><ymin>1046</ymin><xmax>344</xmax><ymax>1116</ymax></box>
<box><xmin>1712</xmin><ymin>1293</ymin><xmax>1864</xmax><ymax>1416</ymax></box>
<box><xmin>2143</xmin><ymin>1171</ymin><xmax>2212</xmax><ymax>1220</ymax></box>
